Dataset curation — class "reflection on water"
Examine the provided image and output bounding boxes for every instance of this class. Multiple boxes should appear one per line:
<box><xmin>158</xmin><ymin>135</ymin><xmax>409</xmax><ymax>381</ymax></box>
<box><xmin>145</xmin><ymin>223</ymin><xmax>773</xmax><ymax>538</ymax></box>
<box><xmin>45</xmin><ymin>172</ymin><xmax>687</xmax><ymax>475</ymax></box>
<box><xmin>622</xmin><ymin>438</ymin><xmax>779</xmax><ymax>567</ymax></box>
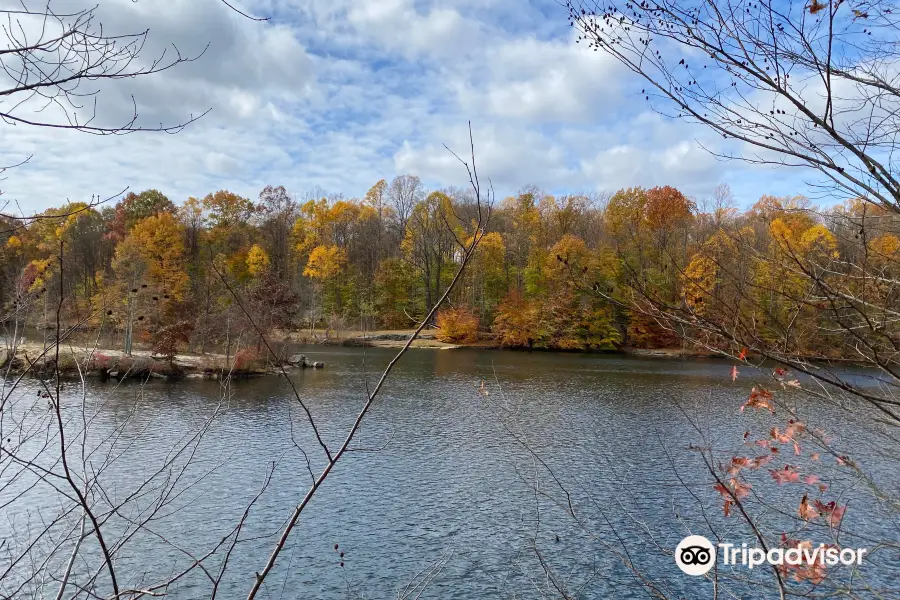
<box><xmin>1</xmin><ymin>346</ymin><xmax>897</xmax><ymax>598</ymax></box>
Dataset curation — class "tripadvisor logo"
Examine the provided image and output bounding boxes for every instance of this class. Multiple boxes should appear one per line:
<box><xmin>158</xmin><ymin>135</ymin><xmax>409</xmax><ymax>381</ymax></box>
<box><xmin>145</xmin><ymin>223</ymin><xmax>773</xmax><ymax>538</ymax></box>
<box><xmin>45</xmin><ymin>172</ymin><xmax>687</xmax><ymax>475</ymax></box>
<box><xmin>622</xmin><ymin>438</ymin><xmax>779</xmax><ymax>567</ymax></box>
<box><xmin>675</xmin><ymin>535</ymin><xmax>868</xmax><ymax>576</ymax></box>
<box><xmin>675</xmin><ymin>535</ymin><xmax>716</xmax><ymax>575</ymax></box>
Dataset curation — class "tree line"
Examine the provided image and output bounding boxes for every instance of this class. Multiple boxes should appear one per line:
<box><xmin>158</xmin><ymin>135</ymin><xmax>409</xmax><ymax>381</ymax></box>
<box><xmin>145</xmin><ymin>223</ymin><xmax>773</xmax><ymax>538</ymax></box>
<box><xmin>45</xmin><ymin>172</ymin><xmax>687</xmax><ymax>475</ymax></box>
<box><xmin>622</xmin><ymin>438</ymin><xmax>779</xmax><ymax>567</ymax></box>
<box><xmin>2</xmin><ymin>180</ymin><xmax>897</xmax><ymax>358</ymax></box>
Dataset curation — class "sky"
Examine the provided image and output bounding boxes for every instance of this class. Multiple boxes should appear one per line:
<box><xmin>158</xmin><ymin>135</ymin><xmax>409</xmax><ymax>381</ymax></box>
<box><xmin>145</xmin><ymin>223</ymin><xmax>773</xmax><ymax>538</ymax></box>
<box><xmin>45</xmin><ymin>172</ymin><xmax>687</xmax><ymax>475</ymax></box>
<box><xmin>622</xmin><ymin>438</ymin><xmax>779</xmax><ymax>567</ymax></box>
<box><xmin>0</xmin><ymin>0</ymin><xmax>816</xmax><ymax>215</ymax></box>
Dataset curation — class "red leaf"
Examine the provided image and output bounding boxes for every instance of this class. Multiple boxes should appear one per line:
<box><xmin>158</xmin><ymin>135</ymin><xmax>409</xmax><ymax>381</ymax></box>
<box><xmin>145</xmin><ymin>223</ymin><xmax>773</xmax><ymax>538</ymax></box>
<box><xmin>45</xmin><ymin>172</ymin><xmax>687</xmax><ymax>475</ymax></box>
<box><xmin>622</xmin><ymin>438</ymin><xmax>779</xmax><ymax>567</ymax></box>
<box><xmin>770</xmin><ymin>465</ymin><xmax>800</xmax><ymax>484</ymax></box>
<box><xmin>732</xmin><ymin>478</ymin><xmax>752</xmax><ymax>499</ymax></box>
<box><xmin>747</xmin><ymin>455</ymin><xmax>773</xmax><ymax>469</ymax></box>
<box><xmin>742</xmin><ymin>387</ymin><xmax>775</xmax><ymax>413</ymax></box>
<box><xmin>727</xmin><ymin>457</ymin><xmax>749</xmax><ymax>476</ymax></box>
<box><xmin>799</xmin><ymin>494</ymin><xmax>819</xmax><ymax>520</ymax></box>
<box><xmin>814</xmin><ymin>500</ymin><xmax>847</xmax><ymax>527</ymax></box>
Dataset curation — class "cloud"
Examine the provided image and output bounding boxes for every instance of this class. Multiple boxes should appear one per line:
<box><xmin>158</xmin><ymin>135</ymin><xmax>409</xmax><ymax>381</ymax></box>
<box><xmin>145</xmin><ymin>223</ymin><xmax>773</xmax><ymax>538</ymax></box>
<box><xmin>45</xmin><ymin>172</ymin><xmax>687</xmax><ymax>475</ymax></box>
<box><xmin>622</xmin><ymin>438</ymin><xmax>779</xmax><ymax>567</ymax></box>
<box><xmin>0</xmin><ymin>0</ymin><xmax>811</xmax><ymax>215</ymax></box>
<box><xmin>345</xmin><ymin>0</ymin><xmax>478</xmax><ymax>59</ymax></box>
<box><xmin>394</xmin><ymin>124</ymin><xmax>576</xmax><ymax>193</ymax></box>
<box><xmin>393</xmin><ymin>112</ymin><xmax>739</xmax><ymax>200</ymax></box>
<box><xmin>456</xmin><ymin>33</ymin><xmax>625</xmax><ymax>123</ymax></box>
<box><xmin>580</xmin><ymin>141</ymin><xmax>720</xmax><ymax>193</ymax></box>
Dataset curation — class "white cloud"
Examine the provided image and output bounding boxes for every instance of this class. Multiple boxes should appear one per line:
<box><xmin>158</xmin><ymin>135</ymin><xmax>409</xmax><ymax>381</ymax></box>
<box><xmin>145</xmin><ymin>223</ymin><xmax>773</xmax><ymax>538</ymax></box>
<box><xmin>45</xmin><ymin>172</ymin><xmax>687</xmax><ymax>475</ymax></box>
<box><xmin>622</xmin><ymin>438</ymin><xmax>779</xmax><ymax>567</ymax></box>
<box><xmin>204</xmin><ymin>152</ymin><xmax>242</xmax><ymax>175</ymax></box>
<box><xmin>345</xmin><ymin>0</ymin><xmax>476</xmax><ymax>58</ymax></box>
<box><xmin>474</xmin><ymin>34</ymin><xmax>623</xmax><ymax>122</ymax></box>
<box><xmin>0</xmin><ymin>0</ymin><xmax>810</xmax><ymax>214</ymax></box>
<box><xmin>580</xmin><ymin>141</ymin><xmax>720</xmax><ymax>193</ymax></box>
<box><xmin>394</xmin><ymin>124</ymin><xmax>576</xmax><ymax>193</ymax></box>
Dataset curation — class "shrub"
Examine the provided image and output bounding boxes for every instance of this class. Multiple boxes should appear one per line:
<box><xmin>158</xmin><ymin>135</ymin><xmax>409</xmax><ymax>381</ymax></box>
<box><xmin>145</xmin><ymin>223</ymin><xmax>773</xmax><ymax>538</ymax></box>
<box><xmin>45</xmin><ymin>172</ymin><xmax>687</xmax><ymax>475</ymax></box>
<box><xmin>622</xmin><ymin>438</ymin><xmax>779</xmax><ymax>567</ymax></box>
<box><xmin>625</xmin><ymin>310</ymin><xmax>680</xmax><ymax>348</ymax></box>
<box><xmin>56</xmin><ymin>354</ymin><xmax>78</xmax><ymax>373</ymax></box>
<box><xmin>90</xmin><ymin>352</ymin><xmax>112</xmax><ymax>370</ymax></box>
<box><xmin>232</xmin><ymin>348</ymin><xmax>265</xmax><ymax>373</ymax></box>
<box><xmin>492</xmin><ymin>291</ymin><xmax>542</xmax><ymax>348</ymax></box>
<box><xmin>435</xmin><ymin>306</ymin><xmax>480</xmax><ymax>343</ymax></box>
<box><xmin>152</xmin><ymin>321</ymin><xmax>193</xmax><ymax>361</ymax></box>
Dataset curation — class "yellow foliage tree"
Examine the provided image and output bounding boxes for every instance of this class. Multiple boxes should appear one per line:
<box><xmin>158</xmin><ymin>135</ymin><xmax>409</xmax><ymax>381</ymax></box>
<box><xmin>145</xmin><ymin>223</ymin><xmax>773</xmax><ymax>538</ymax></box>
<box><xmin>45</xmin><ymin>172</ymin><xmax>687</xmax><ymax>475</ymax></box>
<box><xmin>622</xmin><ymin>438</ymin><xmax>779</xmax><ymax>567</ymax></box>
<box><xmin>119</xmin><ymin>212</ymin><xmax>188</xmax><ymax>300</ymax></box>
<box><xmin>870</xmin><ymin>234</ymin><xmax>900</xmax><ymax>260</ymax></box>
<box><xmin>682</xmin><ymin>254</ymin><xmax>718</xmax><ymax>314</ymax></box>
<box><xmin>246</xmin><ymin>244</ymin><xmax>271</xmax><ymax>277</ymax></box>
<box><xmin>468</xmin><ymin>231</ymin><xmax>507</xmax><ymax>317</ymax></box>
<box><xmin>435</xmin><ymin>306</ymin><xmax>480</xmax><ymax>343</ymax></box>
<box><xmin>492</xmin><ymin>290</ymin><xmax>542</xmax><ymax>348</ymax></box>
<box><xmin>304</xmin><ymin>245</ymin><xmax>347</xmax><ymax>280</ymax></box>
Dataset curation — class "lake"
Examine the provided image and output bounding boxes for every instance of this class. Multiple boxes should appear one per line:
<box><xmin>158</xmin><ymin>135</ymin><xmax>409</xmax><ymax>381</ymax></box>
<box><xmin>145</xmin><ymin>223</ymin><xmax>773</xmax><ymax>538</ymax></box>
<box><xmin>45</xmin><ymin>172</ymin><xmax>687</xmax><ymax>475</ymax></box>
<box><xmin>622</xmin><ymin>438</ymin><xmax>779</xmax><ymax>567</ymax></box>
<box><xmin>1</xmin><ymin>346</ymin><xmax>897</xmax><ymax>599</ymax></box>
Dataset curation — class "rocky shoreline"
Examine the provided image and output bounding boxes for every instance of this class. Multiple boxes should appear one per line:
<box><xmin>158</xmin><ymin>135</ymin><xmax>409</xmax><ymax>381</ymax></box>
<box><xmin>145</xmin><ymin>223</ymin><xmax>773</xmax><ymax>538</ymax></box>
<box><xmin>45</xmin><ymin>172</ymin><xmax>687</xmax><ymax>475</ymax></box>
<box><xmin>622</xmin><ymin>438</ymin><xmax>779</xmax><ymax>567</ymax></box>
<box><xmin>0</xmin><ymin>344</ymin><xmax>325</xmax><ymax>381</ymax></box>
<box><xmin>0</xmin><ymin>335</ymin><xmax>731</xmax><ymax>383</ymax></box>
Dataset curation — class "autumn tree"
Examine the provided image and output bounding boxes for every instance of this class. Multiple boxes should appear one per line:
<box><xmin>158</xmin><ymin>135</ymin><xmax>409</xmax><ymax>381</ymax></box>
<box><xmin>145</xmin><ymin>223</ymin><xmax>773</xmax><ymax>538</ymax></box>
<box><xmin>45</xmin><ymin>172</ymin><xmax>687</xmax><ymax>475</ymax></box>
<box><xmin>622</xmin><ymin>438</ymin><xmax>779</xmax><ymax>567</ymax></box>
<box><xmin>403</xmin><ymin>191</ymin><xmax>462</xmax><ymax>319</ymax></box>
<box><xmin>604</xmin><ymin>187</ymin><xmax>648</xmax><ymax>265</ymax></box>
<box><xmin>541</xmin><ymin>235</ymin><xmax>620</xmax><ymax>350</ymax></box>
<box><xmin>12</xmin><ymin>175</ymin><xmax>899</xmax><ymax>371</ymax></box>
<box><xmin>111</xmin><ymin>212</ymin><xmax>187</xmax><ymax>353</ymax></box>
<box><xmin>129</xmin><ymin>213</ymin><xmax>187</xmax><ymax>300</ymax></box>
<box><xmin>303</xmin><ymin>244</ymin><xmax>349</xmax><ymax>328</ymax></box>
<box><xmin>602</xmin><ymin>186</ymin><xmax>689</xmax><ymax>347</ymax></box>
<box><xmin>497</xmin><ymin>190</ymin><xmax>544</xmax><ymax>292</ymax></box>
<box><xmin>435</xmin><ymin>306</ymin><xmax>480</xmax><ymax>343</ymax></box>
<box><xmin>465</xmin><ymin>231</ymin><xmax>507</xmax><ymax>322</ymax></box>
<box><xmin>241</xmin><ymin>242</ymin><xmax>299</xmax><ymax>353</ymax></box>
<box><xmin>201</xmin><ymin>190</ymin><xmax>256</xmax><ymax>282</ymax></box>
<box><xmin>493</xmin><ymin>290</ymin><xmax>541</xmax><ymax>348</ymax></box>
<box><xmin>0</xmin><ymin>215</ymin><xmax>22</xmax><ymax>316</ymax></box>
<box><xmin>360</xmin><ymin>179</ymin><xmax>398</xmax><ymax>282</ymax></box>
<box><xmin>388</xmin><ymin>174</ymin><xmax>424</xmax><ymax>235</ymax></box>
<box><xmin>374</xmin><ymin>258</ymin><xmax>419</xmax><ymax>328</ymax></box>
<box><xmin>291</xmin><ymin>196</ymin><xmax>382</xmax><ymax>327</ymax></box>
<box><xmin>257</xmin><ymin>185</ymin><xmax>297</xmax><ymax>278</ymax></box>
<box><xmin>492</xmin><ymin>234</ymin><xmax>620</xmax><ymax>350</ymax></box>
<box><xmin>105</xmin><ymin>190</ymin><xmax>177</xmax><ymax>244</ymax></box>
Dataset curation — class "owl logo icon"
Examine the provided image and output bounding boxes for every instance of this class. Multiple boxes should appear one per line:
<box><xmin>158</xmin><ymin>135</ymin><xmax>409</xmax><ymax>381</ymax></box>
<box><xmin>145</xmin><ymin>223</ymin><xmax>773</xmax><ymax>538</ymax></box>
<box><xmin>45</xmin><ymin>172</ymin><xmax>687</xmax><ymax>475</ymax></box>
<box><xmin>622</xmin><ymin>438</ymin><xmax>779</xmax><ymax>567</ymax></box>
<box><xmin>675</xmin><ymin>535</ymin><xmax>716</xmax><ymax>575</ymax></box>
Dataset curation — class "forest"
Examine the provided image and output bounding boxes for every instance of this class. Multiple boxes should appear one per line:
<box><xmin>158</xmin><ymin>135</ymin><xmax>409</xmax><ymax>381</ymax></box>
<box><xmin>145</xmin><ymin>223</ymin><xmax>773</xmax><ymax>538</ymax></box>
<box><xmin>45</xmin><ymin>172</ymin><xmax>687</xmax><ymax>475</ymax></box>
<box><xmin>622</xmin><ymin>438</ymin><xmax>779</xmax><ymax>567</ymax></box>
<box><xmin>2</xmin><ymin>179</ymin><xmax>897</xmax><ymax>359</ymax></box>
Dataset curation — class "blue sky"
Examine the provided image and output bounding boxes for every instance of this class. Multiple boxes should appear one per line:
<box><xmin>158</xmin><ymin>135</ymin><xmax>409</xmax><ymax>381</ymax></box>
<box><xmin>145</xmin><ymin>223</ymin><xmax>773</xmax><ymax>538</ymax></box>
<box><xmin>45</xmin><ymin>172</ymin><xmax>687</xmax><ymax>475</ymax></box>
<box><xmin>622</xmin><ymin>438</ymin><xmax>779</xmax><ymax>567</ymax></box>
<box><xmin>0</xmin><ymin>0</ymin><xmax>816</xmax><ymax>215</ymax></box>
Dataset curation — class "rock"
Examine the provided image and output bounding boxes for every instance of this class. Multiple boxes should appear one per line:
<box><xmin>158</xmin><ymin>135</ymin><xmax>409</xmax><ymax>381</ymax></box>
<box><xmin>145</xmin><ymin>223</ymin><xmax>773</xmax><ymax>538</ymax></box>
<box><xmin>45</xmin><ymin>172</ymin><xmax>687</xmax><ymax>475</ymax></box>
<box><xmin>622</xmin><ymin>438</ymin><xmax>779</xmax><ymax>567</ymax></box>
<box><xmin>108</xmin><ymin>370</ymin><xmax>119</xmax><ymax>378</ymax></box>
<box><xmin>287</xmin><ymin>354</ymin><xmax>307</xmax><ymax>366</ymax></box>
<box><xmin>0</xmin><ymin>349</ymin><xmax>7</xmax><ymax>368</ymax></box>
<box><xmin>185</xmin><ymin>373</ymin><xmax>205</xmax><ymax>379</ymax></box>
<box><xmin>312</xmin><ymin>361</ymin><xmax>325</xmax><ymax>369</ymax></box>
<box><xmin>149</xmin><ymin>372</ymin><xmax>168</xmax><ymax>380</ymax></box>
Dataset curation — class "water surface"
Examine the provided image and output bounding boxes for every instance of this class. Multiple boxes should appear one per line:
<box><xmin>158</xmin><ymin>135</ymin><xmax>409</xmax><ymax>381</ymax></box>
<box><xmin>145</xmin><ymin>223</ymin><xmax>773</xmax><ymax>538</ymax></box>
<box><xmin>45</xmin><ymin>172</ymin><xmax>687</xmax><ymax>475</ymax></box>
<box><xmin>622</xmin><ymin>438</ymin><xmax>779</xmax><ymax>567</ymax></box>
<box><xmin>2</xmin><ymin>347</ymin><xmax>897</xmax><ymax>598</ymax></box>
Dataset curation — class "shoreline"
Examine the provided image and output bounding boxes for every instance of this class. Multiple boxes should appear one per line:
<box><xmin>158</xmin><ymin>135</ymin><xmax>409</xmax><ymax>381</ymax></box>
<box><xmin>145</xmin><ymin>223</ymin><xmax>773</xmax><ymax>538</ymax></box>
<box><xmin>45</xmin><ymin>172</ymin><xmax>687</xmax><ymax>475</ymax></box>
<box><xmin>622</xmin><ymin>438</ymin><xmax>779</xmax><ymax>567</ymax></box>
<box><xmin>0</xmin><ymin>335</ymin><xmax>870</xmax><ymax>381</ymax></box>
<box><xmin>0</xmin><ymin>343</ymin><xmax>324</xmax><ymax>381</ymax></box>
<box><xmin>271</xmin><ymin>331</ymin><xmax>735</xmax><ymax>362</ymax></box>
<box><xmin>0</xmin><ymin>333</ymin><xmax>727</xmax><ymax>381</ymax></box>
<box><xmin>289</xmin><ymin>330</ymin><xmax>725</xmax><ymax>357</ymax></box>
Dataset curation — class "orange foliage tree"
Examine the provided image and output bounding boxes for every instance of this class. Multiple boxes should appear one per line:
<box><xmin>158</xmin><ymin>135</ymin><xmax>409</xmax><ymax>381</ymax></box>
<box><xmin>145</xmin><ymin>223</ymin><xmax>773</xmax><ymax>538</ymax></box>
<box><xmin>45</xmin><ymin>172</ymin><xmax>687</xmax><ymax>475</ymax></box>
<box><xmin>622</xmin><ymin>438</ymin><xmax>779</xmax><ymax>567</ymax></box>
<box><xmin>435</xmin><ymin>306</ymin><xmax>480</xmax><ymax>343</ymax></box>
